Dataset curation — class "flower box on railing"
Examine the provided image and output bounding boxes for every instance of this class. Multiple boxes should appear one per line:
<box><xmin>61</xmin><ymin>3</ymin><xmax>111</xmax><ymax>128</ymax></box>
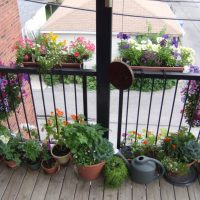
<box><xmin>130</xmin><ymin>66</ymin><xmax>184</xmax><ymax>72</ymax></box>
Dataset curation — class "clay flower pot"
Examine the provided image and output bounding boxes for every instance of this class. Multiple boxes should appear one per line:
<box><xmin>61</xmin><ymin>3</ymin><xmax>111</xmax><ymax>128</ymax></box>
<box><xmin>41</xmin><ymin>159</ymin><xmax>59</xmax><ymax>174</ymax></box>
<box><xmin>51</xmin><ymin>145</ymin><xmax>71</xmax><ymax>165</ymax></box>
<box><xmin>76</xmin><ymin>161</ymin><xmax>105</xmax><ymax>181</ymax></box>
<box><xmin>4</xmin><ymin>160</ymin><xmax>17</xmax><ymax>168</ymax></box>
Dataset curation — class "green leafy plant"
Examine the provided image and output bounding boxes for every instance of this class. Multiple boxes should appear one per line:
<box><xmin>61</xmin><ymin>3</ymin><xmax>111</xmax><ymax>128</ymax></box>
<box><xmin>104</xmin><ymin>156</ymin><xmax>128</xmax><ymax>188</ymax></box>
<box><xmin>63</xmin><ymin>115</ymin><xmax>114</xmax><ymax>165</ymax></box>
<box><xmin>21</xmin><ymin>139</ymin><xmax>42</xmax><ymax>163</ymax></box>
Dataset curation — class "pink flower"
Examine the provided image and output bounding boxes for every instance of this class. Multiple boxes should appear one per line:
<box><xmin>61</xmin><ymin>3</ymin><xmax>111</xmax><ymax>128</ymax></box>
<box><xmin>76</xmin><ymin>37</ymin><xmax>85</xmax><ymax>43</ymax></box>
<box><xmin>74</xmin><ymin>52</ymin><xmax>80</xmax><ymax>57</ymax></box>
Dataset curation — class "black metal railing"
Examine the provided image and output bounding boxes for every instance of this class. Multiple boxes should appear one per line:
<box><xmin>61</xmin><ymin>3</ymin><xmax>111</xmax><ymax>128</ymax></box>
<box><xmin>0</xmin><ymin>67</ymin><xmax>200</xmax><ymax>148</ymax></box>
<box><xmin>114</xmin><ymin>70</ymin><xmax>200</xmax><ymax>148</ymax></box>
<box><xmin>0</xmin><ymin>66</ymin><xmax>96</xmax><ymax>141</ymax></box>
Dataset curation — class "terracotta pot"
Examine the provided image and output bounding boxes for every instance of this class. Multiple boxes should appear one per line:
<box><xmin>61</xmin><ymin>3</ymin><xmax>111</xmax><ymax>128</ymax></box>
<box><xmin>41</xmin><ymin>160</ymin><xmax>59</xmax><ymax>174</ymax></box>
<box><xmin>21</xmin><ymin>62</ymin><xmax>39</xmax><ymax>68</ymax></box>
<box><xmin>130</xmin><ymin>66</ymin><xmax>184</xmax><ymax>72</ymax></box>
<box><xmin>51</xmin><ymin>145</ymin><xmax>71</xmax><ymax>165</ymax></box>
<box><xmin>77</xmin><ymin>161</ymin><xmax>105</xmax><ymax>181</ymax></box>
<box><xmin>4</xmin><ymin>160</ymin><xmax>17</xmax><ymax>168</ymax></box>
<box><xmin>60</xmin><ymin>63</ymin><xmax>83</xmax><ymax>69</ymax></box>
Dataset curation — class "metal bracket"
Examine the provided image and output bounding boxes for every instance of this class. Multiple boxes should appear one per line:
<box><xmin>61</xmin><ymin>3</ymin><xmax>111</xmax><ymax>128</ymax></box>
<box><xmin>105</xmin><ymin>0</ymin><xmax>113</xmax><ymax>8</ymax></box>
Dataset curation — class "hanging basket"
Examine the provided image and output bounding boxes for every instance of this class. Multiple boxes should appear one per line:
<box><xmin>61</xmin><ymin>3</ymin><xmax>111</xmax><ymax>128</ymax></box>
<box><xmin>130</xmin><ymin>66</ymin><xmax>184</xmax><ymax>72</ymax></box>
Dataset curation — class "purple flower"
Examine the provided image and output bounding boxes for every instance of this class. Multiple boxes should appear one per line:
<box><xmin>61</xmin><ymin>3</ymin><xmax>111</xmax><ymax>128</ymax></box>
<box><xmin>188</xmin><ymin>65</ymin><xmax>200</xmax><ymax>73</ymax></box>
<box><xmin>172</xmin><ymin>37</ymin><xmax>178</xmax><ymax>48</ymax></box>
<box><xmin>117</xmin><ymin>32</ymin><xmax>130</xmax><ymax>40</ymax></box>
<box><xmin>162</xmin><ymin>34</ymin><xmax>169</xmax><ymax>39</ymax></box>
<box><xmin>172</xmin><ymin>51</ymin><xmax>180</xmax><ymax>59</ymax></box>
<box><xmin>122</xmin><ymin>44</ymin><xmax>130</xmax><ymax>49</ymax></box>
<box><xmin>160</xmin><ymin>39</ymin><xmax>167</xmax><ymax>47</ymax></box>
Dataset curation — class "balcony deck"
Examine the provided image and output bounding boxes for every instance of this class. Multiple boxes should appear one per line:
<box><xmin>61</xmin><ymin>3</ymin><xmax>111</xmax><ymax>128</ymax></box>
<box><xmin>0</xmin><ymin>162</ymin><xmax>199</xmax><ymax>200</ymax></box>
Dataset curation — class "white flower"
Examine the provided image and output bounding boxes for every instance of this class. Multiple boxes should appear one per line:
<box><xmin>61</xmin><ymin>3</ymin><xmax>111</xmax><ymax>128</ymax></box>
<box><xmin>0</xmin><ymin>135</ymin><xmax>10</xmax><ymax>144</ymax></box>
<box><xmin>129</xmin><ymin>39</ymin><xmax>137</xmax><ymax>45</ymax></box>
<box><xmin>141</xmin><ymin>40</ymin><xmax>147</xmax><ymax>44</ymax></box>
<box><xmin>156</xmin><ymin>37</ymin><xmax>163</xmax><ymax>43</ymax></box>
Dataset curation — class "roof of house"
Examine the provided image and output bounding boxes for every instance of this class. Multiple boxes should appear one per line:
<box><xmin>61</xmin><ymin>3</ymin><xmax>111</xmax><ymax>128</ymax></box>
<box><xmin>41</xmin><ymin>0</ymin><xmax>183</xmax><ymax>36</ymax></box>
<box><xmin>17</xmin><ymin>0</ymin><xmax>46</xmax><ymax>27</ymax></box>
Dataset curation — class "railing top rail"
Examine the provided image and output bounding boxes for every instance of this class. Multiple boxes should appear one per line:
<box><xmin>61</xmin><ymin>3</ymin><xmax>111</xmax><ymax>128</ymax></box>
<box><xmin>133</xmin><ymin>70</ymin><xmax>200</xmax><ymax>80</ymax></box>
<box><xmin>0</xmin><ymin>66</ymin><xmax>97</xmax><ymax>76</ymax></box>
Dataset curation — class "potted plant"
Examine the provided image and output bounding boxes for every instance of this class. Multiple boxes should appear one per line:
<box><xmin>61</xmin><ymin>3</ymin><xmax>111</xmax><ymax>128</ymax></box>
<box><xmin>63</xmin><ymin>114</ymin><xmax>114</xmax><ymax>180</ymax></box>
<box><xmin>61</xmin><ymin>37</ymin><xmax>95</xmax><ymax>69</ymax></box>
<box><xmin>161</xmin><ymin>127</ymin><xmax>200</xmax><ymax>186</ymax></box>
<box><xmin>20</xmin><ymin>139</ymin><xmax>42</xmax><ymax>170</ymax></box>
<box><xmin>1</xmin><ymin>134</ymin><xmax>22</xmax><ymax>168</ymax></box>
<box><xmin>41</xmin><ymin>140</ymin><xmax>60</xmax><ymax>174</ymax></box>
<box><xmin>44</xmin><ymin>108</ymin><xmax>71</xmax><ymax>165</ymax></box>
<box><xmin>104</xmin><ymin>156</ymin><xmax>128</xmax><ymax>188</ymax></box>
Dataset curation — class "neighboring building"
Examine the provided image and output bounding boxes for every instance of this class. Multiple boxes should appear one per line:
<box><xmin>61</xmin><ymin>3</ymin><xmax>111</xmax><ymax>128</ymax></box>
<box><xmin>41</xmin><ymin>0</ymin><xmax>183</xmax><ymax>67</ymax></box>
<box><xmin>17</xmin><ymin>0</ymin><xmax>47</xmax><ymax>39</ymax></box>
<box><xmin>0</xmin><ymin>0</ymin><xmax>21</xmax><ymax>63</ymax></box>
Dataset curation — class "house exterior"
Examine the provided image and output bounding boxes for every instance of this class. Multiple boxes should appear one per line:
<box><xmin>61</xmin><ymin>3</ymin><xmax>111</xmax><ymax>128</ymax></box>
<box><xmin>17</xmin><ymin>0</ymin><xmax>47</xmax><ymax>39</ymax></box>
<box><xmin>41</xmin><ymin>0</ymin><xmax>183</xmax><ymax>68</ymax></box>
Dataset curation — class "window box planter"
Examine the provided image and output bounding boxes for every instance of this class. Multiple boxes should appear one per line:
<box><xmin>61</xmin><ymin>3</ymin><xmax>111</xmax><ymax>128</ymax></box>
<box><xmin>130</xmin><ymin>66</ymin><xmax>184</xmax><ymax>72</ymax></box>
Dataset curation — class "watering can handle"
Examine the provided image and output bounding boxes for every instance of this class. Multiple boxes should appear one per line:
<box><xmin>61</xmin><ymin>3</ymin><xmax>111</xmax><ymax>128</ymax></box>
<box><xmin>149</xmin><ymin>158</ymin><xmax>165</xmax><ymax>180</ymax></box>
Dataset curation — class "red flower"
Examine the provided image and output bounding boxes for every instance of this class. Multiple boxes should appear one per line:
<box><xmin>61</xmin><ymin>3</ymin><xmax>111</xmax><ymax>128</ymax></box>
<box><xmin>74</xmin><ymin>52</ymin><xmax>80</xmax><ymax>57</ymax></box>
<box><xmin>142</xmin><ymin>140</ymin><xmax>148</xmax><ymax>145</ymax></box>
<box><xmin>172</xmin><ymin>144</ymin><xmax>176</xmax><ymax>150</ymax></box>
<box><xmin>24</xmin><ymin>54</ymin><xmax>30</xmax><ymax>61</ymax></box>
<box><xmin>163</xmin><ymin>137</ymin><xmax>171</xmax><ymax>143</ymax></box>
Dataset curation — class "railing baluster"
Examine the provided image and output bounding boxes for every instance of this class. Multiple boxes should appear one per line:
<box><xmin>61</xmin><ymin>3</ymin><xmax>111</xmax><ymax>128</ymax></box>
<box><xmin>39</xmin><ymin>74</ymin><xmax>47</xmax><ymax>124</ymax></box>
<box><xmin>74</xmin><ymin>75</ymin><xmax>78</xmax><ymax>116</ymax></box>
<box><xmin>167</xmin><ymin>80</ymin><xmax>179</xmax><ymax>135</ymax></box>
<box><xmin>135</xmin><ymin>75</ymin><xmax>143</xmax><ymax>142</ymax></box>
<box><xmin>50</xmin><ymin>74</ymin><xmax>58</xmax><ymax>131</ymax></box>
<box><xmin>61</xmin><ymin>74</ymin><xmax>68</xmax><ymax>121</ymax></box>
<box><xmin>0</xmin><ymin>87</ymin><xmax>11</xmax><ymax>130</ymax></box>
<box><xmin>155</xmin><ymin>77</ymin><xmax>167</xmax><ymax>144</ymax></box>
<box><xmin>82</xmin><ymin>75</ymin><xmax>88</xmax><ymax>121</ymax></box>
<box><xmin>117</xmin><ymin>89</ymin><xmax>123</xmax><ymax>149</ymax></box>
<box><xmin>179</xmin><ymin>80</ymin><xmax>191</xmax><ymax>130</ymax></box>
<box><xmin>28</xmin><ymin>74</ymin><xmax>40</xmax><ymax>140</ymax></box>
<box><xmin>17</xmin><ymin>73</ymin><xmax>30</xmax><ymax>138</ymax></box>
<box><xmin>197</xmin><ymin>130</ymin><xmax>200</xmax><ymax>141</ymax></box>
<box><xmin>146</xmin><ymin>78</ymin><xmax>154</xmax><ymax>137</ymax></box>
<box><xmin>124</xmin><ymin>89</ymin><xmax>130</xmax><ymax>143</ymax></box>
<box><xmin>6</xmin><ymin>73</ymin><xmax>20</xmax><ymax>133</ymax></box>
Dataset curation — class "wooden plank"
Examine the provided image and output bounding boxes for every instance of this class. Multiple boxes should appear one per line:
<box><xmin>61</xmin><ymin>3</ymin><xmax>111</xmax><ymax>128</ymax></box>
<box><xmin>174</xmin><ymin>186</ymin><xmax>189</xmax><ymax>200</ymax></box>
<box><xmin>59</xmin><ymin>164</ymin><xmax>78</xmax><ymax>200</ymax></box>
<box><xmin>89</xmin><ymin>176</ymin><xmax>104</xmax><ymax>200</ymax></box>
<box><xmin>16</xmin><ymin>169</ymin><xmax>39</xmax><ymax>200</ymax></box>
<box><xmin>0</xmin><ymin>164</ymin><xmax>14</xmax><ymax>199</ymax></box>
<box><xmin>45</xmin><ymin>167</ymin><xmax>66</xmax><ymax>200</ymax></box>
<box><xmin>187</xmin><ymin>180</ymin><xmax>200</xmax><ymax>200</ymax></box>
<box><xmin>132</xmin><ymin>182</ymin><xmax>146</xmax><ymax>200</ymax></box>
<box><xmin>118</xmin><ymin>178</ymin><xmax>132</xmax><ymax>200</ymax></box>
<box><xmin>160</xmin><ymin>179</ymin><xmax>175</xmax><ymax>200</ymax></box>
<box><xmin>103</xmin><ymin>187</ymin><xmax>118</xmax><ymax>200</ymax></box>
<box><xmin>146</xmin><ymin>180</ymin><xmax>161</xmax><ymax>200</ymax></box>
<box><xmin>2</xmin><ymin>166</ymin><xmax>27</xmax><ymax>200</ymax></box>
<box><xmin>31</xmin><ymin>170</ymin><xmax>51</xmax><ymax>200</ymax></box>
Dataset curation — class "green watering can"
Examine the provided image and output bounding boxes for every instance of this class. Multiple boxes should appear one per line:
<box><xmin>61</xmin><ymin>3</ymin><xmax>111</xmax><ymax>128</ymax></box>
<box><xmin>117</xmin><ymin>151</ymin><xmax>165</xmax><ymax>184</ymax></box>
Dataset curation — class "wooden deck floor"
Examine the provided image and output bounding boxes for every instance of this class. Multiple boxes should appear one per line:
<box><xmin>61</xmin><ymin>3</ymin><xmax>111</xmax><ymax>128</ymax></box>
<box><xmin>0</xmin><ymin>162</ymin><xmax>200</xmax><ymax>200</ymax></box>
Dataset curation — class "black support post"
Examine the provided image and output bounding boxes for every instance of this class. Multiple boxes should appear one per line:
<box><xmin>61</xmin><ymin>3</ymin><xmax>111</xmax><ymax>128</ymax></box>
<box><xmin>96</xmin><ymin>0</ymin><xmax>112</xmax><ymax>138</ymax></box>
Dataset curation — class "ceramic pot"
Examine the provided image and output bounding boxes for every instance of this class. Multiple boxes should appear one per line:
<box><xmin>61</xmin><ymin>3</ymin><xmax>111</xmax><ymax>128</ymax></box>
<box><xmin>4</xmin><ymin>160</ymin><xmax>17</xmax><ymax>168</ymax></box>
<box><xmin>27</xmin><ymin>161</ymin><xmax>41</xmax><ymax>170</ymax></box>
<box><xmin>51</xmin><ymin>145</ymin><xmax>71</xmax><ymax>165</ymax></box>
<box><xmin>76</xmin><ymin>161</ymin><xmax>105</xmax><ymax>181</ymax></box>
<box><xmin>41</xmin><ymin>159</ymin><xmax>59</xmax><ymax>174</ymax></box>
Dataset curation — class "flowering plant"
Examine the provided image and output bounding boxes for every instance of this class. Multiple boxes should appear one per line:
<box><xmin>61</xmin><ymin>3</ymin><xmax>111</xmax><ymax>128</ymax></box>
<box><xmin>63</xmin><ymin>114</ymin><xmax>114</xmax><ymax>165</ymax></box>
<box><xmin>44</xmin><ymin>108</ymin><xmax>68</xmax><ymax>148</ymax></box>
<box><xmin>181</xmin><ymin>66</ymin><xmax>200</xmax><ymax>127</ymax></box>
<box><xmin>67</xmin><ymin>37</ymin><xmax>95</xmax><ymax>63</ymax></box>
<box><xmin>15</xmin><ymin>38</ymin><xmax>35</xmax><ymax>64</ymax></box>
<box><xmin>117</xmin><ymin>32</ymin><xmax>194</xmax><ymax>67</ymax></box>
<box><xmin>120</xmin><ymin>128</ymin><xmax>167</xmax><ymax>159</ymax></box>
<box><xmin>0</xmin><ymin>62</ymin><xmax>28</xmax><ymax>120</ymax></box>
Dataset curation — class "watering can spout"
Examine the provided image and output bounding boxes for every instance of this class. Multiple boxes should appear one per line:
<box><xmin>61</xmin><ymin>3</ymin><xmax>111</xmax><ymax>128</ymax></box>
<box><xmin>116</xmin><ymin>151</ymin><xmax>131</xmax><ymax>170</ymax></box>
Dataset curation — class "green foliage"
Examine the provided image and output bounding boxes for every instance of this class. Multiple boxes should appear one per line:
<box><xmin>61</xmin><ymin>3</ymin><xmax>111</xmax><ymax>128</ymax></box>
<box><xmin>41</xmin><ymin>141</ymin><xmax>52</xmax><ymax>161</ymax></box>
<box><xmin>104</xmin><ymin>156</ymin><xmax>128</xmax><ymax>188</ymax></box>
<box><xmin>21</xmin><ymin>140</ymin><xmax>42</xmax><ymax>162</ymax></box>
<box><xmin>63</xmin><ymin>119</ymin><xmax>114</xmax><ymax>165</ymax></box>
<box><xmin>1</xmin><ymin>136</ymin><xmax>22</xmax><ymax>166</ymax></box>
<box><xmin>161</xmin><ymin>157</ymin><xmax>189</xmax><ymax>176</ymax></box>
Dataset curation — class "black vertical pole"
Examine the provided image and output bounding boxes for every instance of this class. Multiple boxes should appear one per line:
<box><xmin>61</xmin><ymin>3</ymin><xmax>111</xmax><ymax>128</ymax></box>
<box><xmin>96</xmin><ymin>0</ymin><xmax>112</xmax><ymax>138</ymax></box>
